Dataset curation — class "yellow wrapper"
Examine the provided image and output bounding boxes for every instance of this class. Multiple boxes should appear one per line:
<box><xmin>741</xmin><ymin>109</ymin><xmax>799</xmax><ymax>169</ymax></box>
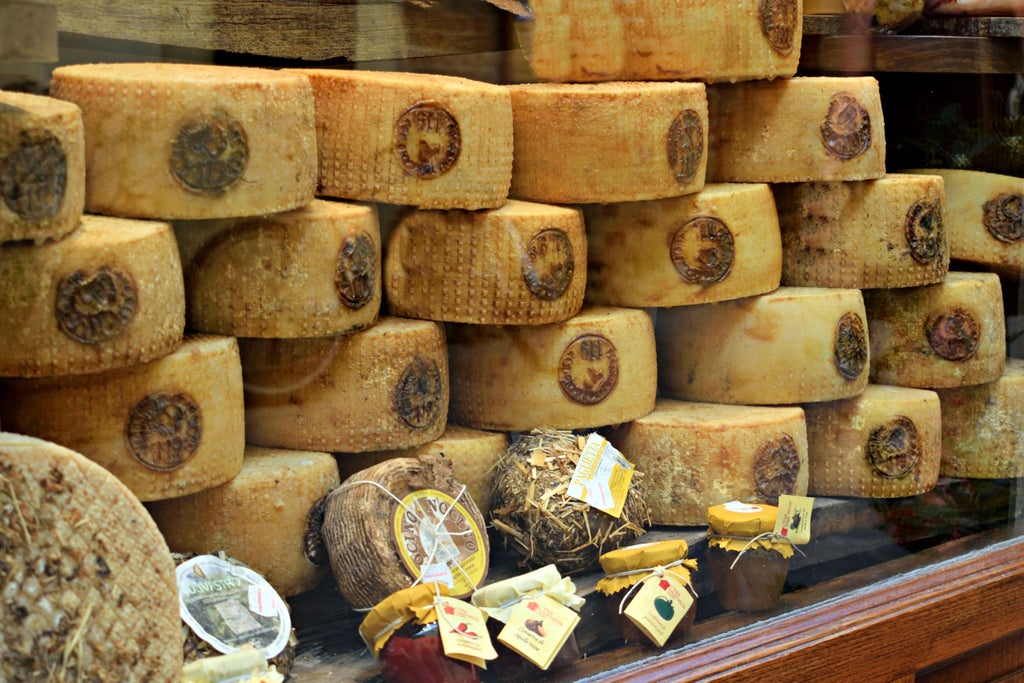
<box><xmin>471</xmin><ymin>564</ymin><xmax>584</xmax><ymax>623</ymax></box>
<box><xmin>358</xmin><ymin>583</ymin><xmax>448</xmax><ymax>657</ymax></box>
<box><xmin>595</xmin><ymin>540</ymin><xmax>697</xmax><ymax>596</ymax></box>
<box><xmin>706</xmin><ymin>502</ymin><xmax>795</xmax><ymax>558</ymax></box>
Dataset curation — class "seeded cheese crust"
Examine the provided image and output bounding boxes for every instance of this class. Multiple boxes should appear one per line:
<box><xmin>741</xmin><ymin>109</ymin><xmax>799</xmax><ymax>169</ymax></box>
<box><xmin>0</xmin><ymin>335</ymin><xmax>245</xmax><ymax>502</ymax></box>
<box><xmin>0</xmin><ymin>432</ymin><xmax>182</xmax><ymax>682</ymax></box>
<box><xmin>48</xmin><ymin>62</ymin><xmax>317</xmax><ymax>219</ymax></box>
<box><xmin>0</xmin><ymin>90</ymin><xmax>85</xmax><ymax>244</ymax></box>
<box><xmin>290</xmin><ymin>69</ymin><xmax>513</xmax><ymax>210</ymax></box>
<box><xmin>509</xmin><ymin>81</ymin><xmax>708</xmax><ymax>204</ymax></box>
<box><xmin>776</xmin><ymin>174</ymin><xmax>949</xmax><ymax>289</ymax></box>
<box><xmin>174</xmin><ymin>199</ymin><xmax>381</xmax><ymax>338</ymax></box>
<box><xmin>707</xmin><ymin>76</ymin><xmax>886</xmax><ymax>183</ymax></box>
<box><xmin>384</xmin><ymin>199</ymin><xmax>586</xmax><ymax>324</ymax></box>
<box><xmin>583</xmin><ymin>183</ymin><xmax>782</xmax><ymax>307</ymax></box>
<box><xmin>0</xmin><ymin>213</ymin><xmax>184</xmax><ymax>378</ymax></box>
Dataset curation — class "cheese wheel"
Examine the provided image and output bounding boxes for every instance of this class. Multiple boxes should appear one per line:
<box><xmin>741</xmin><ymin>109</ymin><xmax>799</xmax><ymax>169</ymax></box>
<box><xmin>241</xmin><ymin>317</ymin><xmax>448</xmax><ymax>452</ymax></box>
<box><xmin>0</xmin><ymin>432</ymin><xmax>182</xmax><ymax>682</ymax></box>
<box><xmin>384</xmin><ymin>199</ymin><xmax>586</xmax><ymax>324</ymax></box>
<box><xmin>48</xmin><ymin>63</ymin><xmax>316</xmax><ymax>219</ymax></box>
<box><xmin>865</xmin><ymin>271</ymin><xmax>1006</xmax><ymax>388</ymax></box>
<box><xmin>707</xmin><ymin>76</ymin><xmax>886</xmax><ymax>183</ymax></box>
<box><xmin>0</xmin><ymin>335</ymin><xmax>245</xmax><ymax>501</ymax></box>
<box><xmin>448</xmin><ymin>306</ymin><xmax>657</xmax><ymax>431</ymax></box>
<box><xmin>509</xmin><ymin>81</ymin><xmax>708</xmax><ymax>204</ymax></box>
<box><xmin>520</xmin><ymin>0</ymin><xmax>802</xmax><ymax>83</ymax></box>
<box><xmin>0</xmin><ymin>90</ymin><xmax>85</xmax><ymax>244</ymax></box>
<box><xmin>174</xmin><ymin>199</ymin><xmax>381</xmax><ymax>338</ymax></box>
<box><xmin>936</xmin><ymin>358</ymin><xmax>1024</xmax><ymax>478</ymax></box>
<box><xmin>147</xmin><ymin>445</ymin><xmax>341</xmax><ymax>597</ymax></box>
<box><xmin>804</xmin><ymin>384</ymin><xmax>942</xmax><ymax>498</ymax></box>
<box><xmin>777</xmin><ymin>174</ymin><xmax>950</xmax><ymax>289</ymax></box>
<box><xmin>605</xmin><ymin>398</ymin><xmax>809</xmax><ymax>526</ymax></box>
<box><xmin>583</xmin><ymin>183</ymin><xmax>782</xmax><ymax>307</ymax></box>
<box><xmin>290</xmin><ymin>68</ymin><xmax>513</xmax><ymax>210</ymax></box>
<box><xmin>905</xmin><ymin>169</ymin><xmax>1023</xmax><ymax>275</ymax></box>
<box><xmin>657</xmin><ymin>286</ymin><xmax>870</xmax><ymax>404</ymax></box>
<box><xmin>0</xmin><ymin>213</ymin><xmax>185</xmax><ymax>378</ymax></box>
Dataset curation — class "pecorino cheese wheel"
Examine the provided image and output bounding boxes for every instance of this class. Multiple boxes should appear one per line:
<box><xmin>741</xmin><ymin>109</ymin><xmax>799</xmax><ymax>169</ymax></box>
<box><xmin>0</xmin><ymin>90</ymin><xmax>85</xmax><ymax>244</ymax></box>
<box><xmin>0</xmin><ymin>213</ymin><xmax>184</xmax><ymax>378</ymax></box>
<box><xmin>657</xmin><ymin>286</ymin><xmax>870</xmax><ymax>404</ymax></box>
<box><xmin>605</xmin><ymin>398</ymin><xmax>809</xmax><ymax>526</ymax></box>
<box><xmin>241</xmin><ymin>316</ymin><xmax>449</xmax><ymax>452</ymax></box>
<box><xmin>583</xmin><ymin>183</ymin><xmax>782</xmax><ymax>307</ymax></box>
<box><xmin>520</xmin><ymin>0</ymin><xmax>802</xmax><ymax>84</ymax></box>
<box><xmin>174</xmin><ymin>198</ymin><xmax>381</xmax><ymax>338</ymax></box>
<box><xmin>0</xmin><ymin>334</ymin><xmax>245</xmax><ymax>502</ymax></box>
<box><xmin>804</xmin><ymin>384</ymin><xmax>942</xmax><ymax>498</ymax></box>
<box><xmin>447</xmin><ymin>306</ymin><xmax>657</xmax><ymax>431</ymax></box>
<box><xmin>776</xmin><ymin>173</ymin><xmax>949</xmax><ymax>289</ymax></box>
<box><xmin>384</xmin><ymin>199</ymin><xmax>586</xmax><ymax>324</ymax></box>
<box><xmin>0</xmin><ymin>432</ymin><xmax>182</xmax><ymax>681</ymax></box>
<box><xmin>864</xmin><ymin>271</ymin><xmax>1006</xmax><ymax>388</ymax></box>
<box><xmin>290</xmin><ymin>68</ymin><xmax>513</xmax><ymax>210</ymax></box>
<box><xmin>48</xmin><ymin>62</ymin><xmax>316</xmax><ymax>219</ymax></box>
<box><xmin>509</xmin><ymin>81</ymin><xmax>708</xmax><ymax>204</ymax></box>
<box><xmin>147</xmin><ymin>445</ymin><xmax>341</xmax><ymax>597</ymax></box>
<box><xmin>707</xmin><ymin>76</ymin><xmax>886</xmax><ymax>183</ymax></box>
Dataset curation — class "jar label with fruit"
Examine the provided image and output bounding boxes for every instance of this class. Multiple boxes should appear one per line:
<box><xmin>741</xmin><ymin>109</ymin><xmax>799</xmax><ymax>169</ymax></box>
<box><xmin>622</xmin><ymin>572</ymin><xmax>694</xmax><ymax>648</ymax></box>
<box><xmin>498</xmin><ymin>593</ymin><xmax>581</xmax><ymax>671</ymax></box>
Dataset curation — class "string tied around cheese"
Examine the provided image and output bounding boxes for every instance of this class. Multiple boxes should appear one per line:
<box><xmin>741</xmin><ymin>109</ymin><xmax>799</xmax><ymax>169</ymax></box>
<box><xmin>709</xmin><ymin>532</ymin><xmax>804</xmax><ymax>570</ymax></box>
<box><xmin>604</xmin><ymin>559</ymin><xmax>698</xmax><ymax>615</ymax></box>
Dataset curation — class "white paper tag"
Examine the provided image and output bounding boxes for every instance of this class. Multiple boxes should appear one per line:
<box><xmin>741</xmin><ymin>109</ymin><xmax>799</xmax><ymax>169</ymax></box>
<box><xmin>567</xmin><ymin>433</ymin><xmax>635</xmax><ymax>517</ymax></box>
<box><xmin>421</xmin><ymin>563</ymin><xmax>456</xmax><ymax>589</ymax></box>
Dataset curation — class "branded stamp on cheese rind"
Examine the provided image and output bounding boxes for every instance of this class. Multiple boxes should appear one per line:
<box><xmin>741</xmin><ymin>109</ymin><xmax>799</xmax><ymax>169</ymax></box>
<box><xmin>55</xmin><ymin>266</ymin><xmax>138</xmax><ymax>344</ymax></box>
<box><xmin>394</xmin><ymin>356</ymin><xmax>444</xmax><ymax>429</ymax></box>
<box><xmin>820</xmin><ymin>93</ymin><xmax>872</xmax><ymax>160</ymax></box>
<box><xmin>866</xmin><ymin>416</ymin><xmax>920</xmax><ymax>478</ymax></box>
<box><xmin>667</xmin><ymin>109</ymin><xmax>704</xmax><ymax>184</ymax></box>
<box><xmin>335</xmin><ymin>231</ymin><xmax>377</xmax><ymax>309</ymax></box>
<box><xmin>758</xmin><ymin>0</ymin><xmax>799</xmax><ymax>55</ymax></box>
<box><xmin>833</xmin><ymin>311</ymin><xmax>868</xmax><ymax>381</ymax></box>
<box><xmin>558</xmin><ymin>334</ymin><xmax>620</xmax><ymax>405</ymax></box>
<box><xmin>1</xmin><ymin>129</ymin><xmax>67</xmax><ymax>220</ymax></box>
<box><xmin>982</xmin><ymin>193</ymin><xmax>1023</xmax><ymax>243</ymax></box>
<box><xmin>394</xmin><ymin>101</ymin><xmax>461</xmax><ymax>179</ymax></box>
<box><xmin>904</xmin><ymin>199</ymin><xmax>945</xmax><ymax>265</ymax></box>
<box><xmin>670</xmin><ymin>216</ymin><xmax>735</xmax><ymax>285</ymax></box>
<box><xmin>126</xmin><ymin>391</ymin><xmax>203</xmax><ymax>472</ymax></box>
<box><xmin>753</xmin><ymin>434</ymin><xmax>801</xmax><ymax>504</ymax></box>
<box><xmin>927</xmin><ymin>308</ymin><xmax>981</xmax><ymax>361</ymax></box>
<box><xmin>522</xmin><ymin>228</ymin><xmax>575</xmax><ymax>301</ymax></box>
<box><xmin>171</xmin><ymin>110</ymin><xmax>249</xmax><ymax>194</ymax></box>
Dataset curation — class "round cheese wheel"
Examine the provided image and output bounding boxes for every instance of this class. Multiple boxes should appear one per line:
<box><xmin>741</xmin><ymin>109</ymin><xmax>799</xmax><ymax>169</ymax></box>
<box><xmin>174</xmin><ymin>198</ymin><xmax>381</xmax><ymax>338</ymax></box>
<box><xmin>804</xmin><ymin>384</ymin><xmax>942</xmax><ymax>498</ymax></box>
<box><xmin>707</xmin><ymin>76</ymin><xmax>886</xmax><ymax>183</ymax></box>
<box><xmin>657</xmin><ymin>286</ymin><xmax>871</xmax><ymax>404</ymax></box>
<box><xmin>241</xmin><ymin>316</ymin><xmax>449</xmax><ymax>452</ymax></box>
<box><xmin>606</xmin><ymin>398</ymin><xmax>809</xmax><ymax>526</ymax></box>
<box><xmin>289</xmin><ymin>68</ymin><xmax>513</xmax><ymax>210</ymax></box>
<box><xmin>0</xmin><ymin>213</ymin><xmax>184</xmax><ymax>378</ymax></box>
<box><xmin>0</xmin><ymin>432</ymin><xmax>182</xmax><ymax>681</ymax></box>
<box><xmin>583</xmin><ymin>182</ymin><xmax>782</xmax><ymax>307</ymax></box>
<box><xmin>384</xmin><ymin>199</ymin><xmax>586</xmax><ymax>324</ymax></box>
<box><xmin>509</xmin><ymin>81</ymin><xmax>708</xmax><ymax>204</ymax></box>
<box><xmin>0</xmin><ymin>90</ymin><xmax>85</xmax><ymax>245</ymax></box>
<box><xmin>777</xmin><ymin>173</ymin><xmax>950</xmax><ymax>289</ymax></box>
<box><xmin>448</xmin><ymin>306</ymin><xmax>657</xmax><ymax>431</ymax></box>
<box><xmin>0</xmin><ymin>334</ymin><xmax>245</xmax><ymax>501</ymax></box>
<box><xmin>48</xmin><ymin>62</ymin><xmax>317</xmax><ymax>219</ymax></box>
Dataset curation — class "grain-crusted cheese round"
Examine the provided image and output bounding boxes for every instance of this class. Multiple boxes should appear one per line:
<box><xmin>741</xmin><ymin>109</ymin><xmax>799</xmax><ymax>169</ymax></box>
<box><xmin>0</xmin><ymin>335</ymin><xmax>245</xmax><ymax>502</ymax></box>
<box><xmin>605</xmin><ymin>398</ymin><xmax>808</xmax><ymax>526</ymax></box>
<box><xmin>385</xmin><ymin>199</ymin><xmax>586</xmax><ymax>324</ymax></box>
<box><xmin>583</xmin><ymin>183</ymin><xmax>782</xmax><ymax>307</ymax></box>
<box><xmin>290</xmin><ymin>68</ymin><xmax>512</xmax><ymax>210</ymax></box>
<box><xmin>175</xmin><ymin>198</ymin><xmax>380</xmax><ymax>338</ymax></box>
<box><xmin>865</xmin><ymin>271</ymin><xmax>1006</xmax><ymax>388</ymax></box>
<box><xmin>147</xmin><ymin>445</ymin><xmax>341</xmax><ymax>597</ymax></box>
<box><xmin>509</xmin><ymin>81</ymin><xmax>708</xmax><ymax>204</ymax></box>
<box><xmin>241</xmin><ymin>316</ymin><xmax>448</xmax><ymax>452</ymax></box>
<box><xmin>0</xmin><ymin>213</ymin><xmax>184</xmax><ymax>378</ymax></box>
<box><xmin>48</xmin><ymin>62</ymin><xmax>316</xmax><ymax>219</ymax></box>
<box><xmin>0</xmin><ymin>90</ymin><xmax>85</xmax><ymax>244</ymax></box>
<box><xmin>804</xmin><ymin>384</ymin><xmax>942</xmax><ymax>498</ymax></box>
<box><xmin>448</xmin><ymin>306</ymin><xmax>657</xmax><ymax>431</ymax></box>
<box><xmin>520</xmin><ymin>0</ymin><xmax>802</xmax><ymax>84</ymax></box>
<box><xmin>0</xmin><ymin>432</ymin><xmax>182</xmax><ymax>682</ymax></box>
<box><xmin>707</xmin><ymin>76</ymin><xmax>886</xmax><ymax>183</ymax></box>
<box><xmin>657</xmin><ymin>286</ymin><xmax>870</xmax><ymax>404</ymax></box>
<box><xmin>777</xmin><ymin>174</ymin><xmax>950</xmax><ymax>289</ymax></box>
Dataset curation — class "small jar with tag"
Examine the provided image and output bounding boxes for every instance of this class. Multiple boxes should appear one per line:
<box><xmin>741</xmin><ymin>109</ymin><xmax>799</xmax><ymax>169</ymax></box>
<box><xmin>359</xmin><ymin>583</ymin><xmax>481</xmax><ymax>683</ymax></box>
<box><xmin>706</xmin><ymin>502</ymin><xmax>795</xmax><ymax>612</ymax></box>
<box><xmin>595</xmin><ymin>540</ymin><xmax>698</xmax><ymax>648</ymax></box>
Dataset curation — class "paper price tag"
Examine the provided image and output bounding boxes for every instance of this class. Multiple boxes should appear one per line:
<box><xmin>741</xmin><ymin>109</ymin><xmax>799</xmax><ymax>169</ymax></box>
<box><xmin>498</xmin><ymin>594</ymin><xmax>580</xmax><ymax>671</ymax></box>
<box><xmin>566</xmin><ymin>434</ymin><xmax>634</xmax><ymax>518</ymax></box>
<box><xmin>774</xmin><ymin>494</ymin><xmax>814</xmax><ymax>545</ymax></box>
<box><xmin>622</xmin><ymin>572</ymin><xmax>694</xmax><ymax>648</ymax></box>
<box><xmin>436</xmin><ymin>596</ymin><xmax>497</xmax><ymax>668</ymax></box>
